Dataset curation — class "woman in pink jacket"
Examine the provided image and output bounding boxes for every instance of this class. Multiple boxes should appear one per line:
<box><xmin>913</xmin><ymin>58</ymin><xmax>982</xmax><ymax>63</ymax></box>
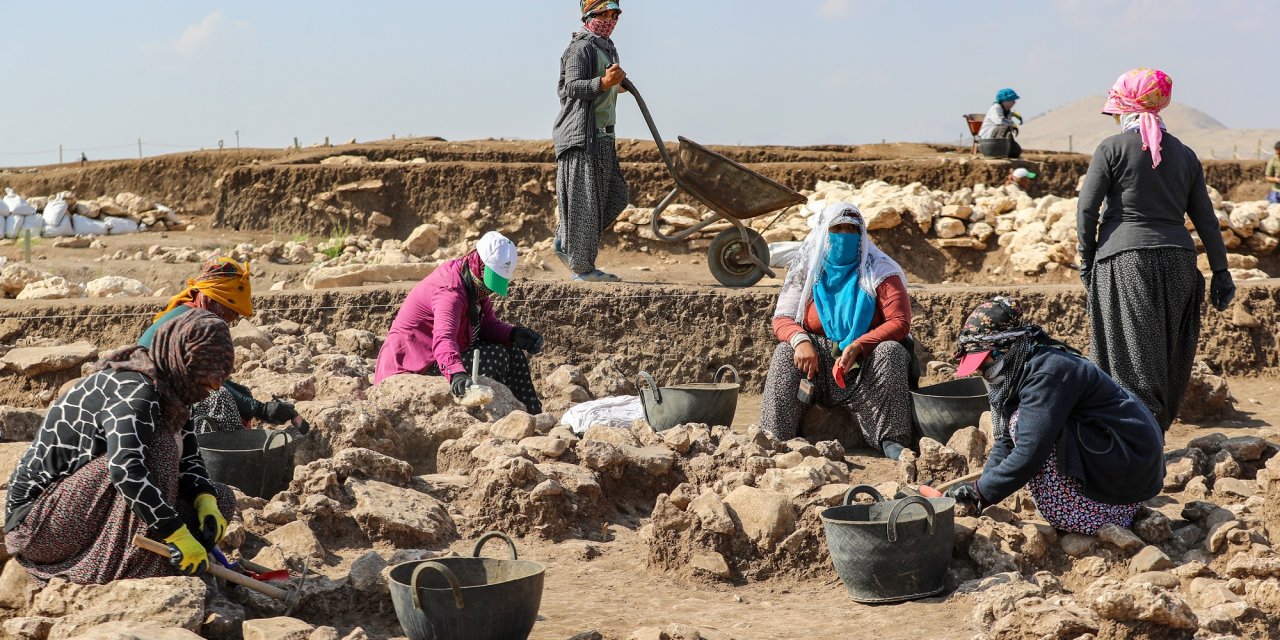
<box><xmin>374</xmin><ymin>232</ymin><xmax>545</xmax><ymax>413</ymax></box>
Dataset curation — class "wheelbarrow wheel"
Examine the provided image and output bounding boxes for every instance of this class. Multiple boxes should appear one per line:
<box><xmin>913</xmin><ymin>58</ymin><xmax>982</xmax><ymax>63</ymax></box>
<box><xmin>707</xmin><ymin>228</ymin><xmax>770</xmax><ymax>288</ymax></box>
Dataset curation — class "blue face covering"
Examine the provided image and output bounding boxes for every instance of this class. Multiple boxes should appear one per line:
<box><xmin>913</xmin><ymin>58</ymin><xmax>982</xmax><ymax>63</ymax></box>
<box><xmin>812</xmin><ymin>231</ymin><xmax>877</xmax><ymax>352</ymax></box>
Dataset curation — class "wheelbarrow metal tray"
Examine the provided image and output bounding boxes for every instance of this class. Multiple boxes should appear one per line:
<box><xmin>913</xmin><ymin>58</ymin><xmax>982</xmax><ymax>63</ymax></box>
<box><xmin>673</xmin><ymin>136</ymin><xmax>806</xmax><ymax>220</ymax></box>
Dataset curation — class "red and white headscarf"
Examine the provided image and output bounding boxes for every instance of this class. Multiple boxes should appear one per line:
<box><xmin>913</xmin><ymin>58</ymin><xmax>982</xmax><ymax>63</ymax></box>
<box><xmin>1101</xmin><ymin>68</ymin><xmax>1173</xmax><ymax>168</ymax></box>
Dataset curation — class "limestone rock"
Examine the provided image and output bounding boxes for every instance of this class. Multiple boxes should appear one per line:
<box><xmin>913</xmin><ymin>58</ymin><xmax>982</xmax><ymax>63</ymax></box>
<box><xmin>914</xmin><ymin>437</ymin><xmax>968</xmax><ymax>484</ymax></box>
<box><xmin>946</xmin><ymin>426</ymin><xmax>988</xmax><ymax>471</ymax></box>
<box><xmin>331</xmin><ymin>447</ymin><xmax>413</xmax><ymax>486</ymax></box>
<box><xmin>303</xmin><ymin>263</ymin><xmax>435</xmax><ymax>290</ymax></box>
<box><xmin>230</xmin><ymin>322</ymin><xmax>273</xmax><ymax>351</ymax></box>
<box><xmin>17</xmin><ymin>276</ymin><xmax>84</xmax><ymax>300</ymax></box>
<box><xmin>1096</xmin><ymin>523</ymin><xmax>1144</xmax><ymax>554</ymax></box>
<box><xmin>1129</xmin><ymin>546</ymin><xmax>1174</xmax><ymax>574</ymax></box>
<box><xmin>31</xmin><ymin>577</ymin><xmax>207</xmax><ymax>636</ymax></box>
<box><xmin>242</xmin><ymin>617</ymin><xmax>315</xmax><ymax>640</ymax></box>
<box><xmin>346</xmin><ymin>479</ymin><xmax>457</xmax><ymax>548</ymax></box>
<box><xmin>1060</xmin><ymin>533</ymin><xmax>1097</xmax><ymax>558</ymax></box>
<box><xmin>1086</xmin><ymin>579</ymin><xmax>1198</xmax><ymax>630</ymax></box>
<box><xmin>935</xmin><ymin>217</ymin><xmax>967</xmax><ymax>239</ymax></box>
<box><xmin>723</xmin><ymin>485</ymin><xmax>795</xmax><ymax>549</ymax></box>
<box><xmin>334</xmin><ymin>329</ymin><xmax>378</xmax><ymax>358</ymax></box>
<box><xmin>64</xmin><ymin>622</ymin><xmax>204</xmax><ymax>639</ymax></box>
<box><xmin>1</xmin><ymin>342</ymin><xmax>98</xmax><ymax>376</ymax></box>
<box><xmin>262</xmin><ymin>521</ymin><xmax>325</xmax><ymax>562</ymax></box>
<box><xmin>492</xmin><ymin>411</ymin><xmax>537</xmax><ymax>441</ymax></box>
<box><xmin>403</xmin><ymin>224</ymin><xmax>442</xmax><ymax>258</ymax></box>
<box><xmin>0</xmin><ymin>406</ymin><xmax>46</xmax><ymax>441</ymax></box>
<box><xmin>1179</xmin><ymin>361</ymin><xmax>1234</xmax><ymax>421</ymax></box>
<box><xmin>0</xmin><ymin>559</ymin><xmax>34</xmax><ymax>609</ymax></box>
<box><xmin>1</xmin><ymin>263</ymin><xmax>53</xmax><ymax>297</ymax></box>
<box><xmin>622</xmin><ymin>445</ymin><xmax>676</xmax><ymax>477</ymax></box>
<box><xmin>84</xmin><ymin>276</ymin><xmax>151</xmax><ymax>298</ymax></box>
<box><xmin>689</xmin><ymin>552</ymin><xmax>732</xmax><ymax>579</ymax></box>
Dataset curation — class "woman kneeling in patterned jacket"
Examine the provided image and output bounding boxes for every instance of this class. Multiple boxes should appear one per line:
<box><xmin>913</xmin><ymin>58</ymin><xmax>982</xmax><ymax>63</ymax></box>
<box><xmin>3</xmin><ymin>309</ymin><xmax>239</xmax><ymax>584</ymax></box>
<box><xmin>945</xmin><ymin>297</ymin><xmax>1165</xmax><ymax>535</ymax></box>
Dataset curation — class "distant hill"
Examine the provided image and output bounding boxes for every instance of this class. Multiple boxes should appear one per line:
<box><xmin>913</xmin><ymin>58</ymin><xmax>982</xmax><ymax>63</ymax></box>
<box><xmin>1017</xmin><ymin>96</ymin><xmax>1280</xmax><ymax>160</ymax></box>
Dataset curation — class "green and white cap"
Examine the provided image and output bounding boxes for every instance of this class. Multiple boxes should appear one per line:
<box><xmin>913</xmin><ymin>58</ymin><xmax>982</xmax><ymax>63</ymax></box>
<box><xmin>477</xmin><ymin>231</ymin><xmax>518</xmax><ymax>296</ymax></box>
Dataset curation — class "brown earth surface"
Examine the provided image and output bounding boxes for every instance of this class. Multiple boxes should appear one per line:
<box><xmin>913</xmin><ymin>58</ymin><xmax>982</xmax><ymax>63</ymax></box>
<box><xmin>1</xmin><ymin>141</ymin><xmax>1279</xmax><ymax>640</ymax></box>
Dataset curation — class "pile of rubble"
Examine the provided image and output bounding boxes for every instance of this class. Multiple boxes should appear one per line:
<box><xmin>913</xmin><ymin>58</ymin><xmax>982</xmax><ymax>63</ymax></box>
<box><xmin>1</xmin><ymin>188</ymin><xmax>187</xmax><ymax>239</ymax></box>
<box><xmin>0</xmin><ymin>263</ymin><xmax>153</xmax><ymax>301</ymax></box>
<box><xmin>607</xmin><ymin>179</ymin><xmax>1280</xmax><ymax>280</ymax></box>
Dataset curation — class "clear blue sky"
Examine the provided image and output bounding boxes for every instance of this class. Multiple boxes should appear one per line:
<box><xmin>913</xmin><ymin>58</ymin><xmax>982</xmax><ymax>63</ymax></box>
<box><xmin>0</xmin><ymin>0</ymin><xmax>1274</xmax><ymax>165</ymax></box>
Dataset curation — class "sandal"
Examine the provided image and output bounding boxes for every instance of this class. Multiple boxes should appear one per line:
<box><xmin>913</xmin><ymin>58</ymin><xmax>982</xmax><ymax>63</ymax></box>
<box><xmin>572</xmin><ymin>269</ymin><xmax>622</xmax><ymax>283</ymax></box>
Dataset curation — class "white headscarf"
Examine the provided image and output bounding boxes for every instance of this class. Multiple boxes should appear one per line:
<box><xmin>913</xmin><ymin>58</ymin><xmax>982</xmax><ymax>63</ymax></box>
<box><xmin>773</xmin><ymin>202</ymin><xmax>907</xmax><ymax>321</ymax></box>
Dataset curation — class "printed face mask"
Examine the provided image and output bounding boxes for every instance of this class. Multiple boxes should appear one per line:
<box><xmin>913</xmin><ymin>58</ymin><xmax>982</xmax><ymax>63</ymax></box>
<box><xmin>980</xmin><ymin>350</ymin><xmax>1006</xmax><ymax>385</ymax></box>
<box><xmin>827</xmin><ymin>232</ymin><xmax>862</xmax><ymax>266</ymax></box>
<box><xmin>584</xmin><ymin>17</ymin><xmax>617</xmax><ymax>38</ymax></box>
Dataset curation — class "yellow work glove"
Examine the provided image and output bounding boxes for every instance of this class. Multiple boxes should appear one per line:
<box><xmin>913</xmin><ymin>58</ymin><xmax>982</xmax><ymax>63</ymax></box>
<box><xmin>164</xmin><ymin>525</ymin><xmax>209</xmax><ymax>576</ymax></box>
<box><xmin>194</xmin><ymin>493</ymin><xmax>227</xmax><ymax>546</ymax></box>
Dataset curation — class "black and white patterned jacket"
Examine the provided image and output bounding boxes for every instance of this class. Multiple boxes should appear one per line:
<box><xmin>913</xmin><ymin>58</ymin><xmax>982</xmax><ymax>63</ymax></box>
<box><xmin>4</xmin><ymin>369</ymin><xmax>216</xmax><ymax>538</ymax></box>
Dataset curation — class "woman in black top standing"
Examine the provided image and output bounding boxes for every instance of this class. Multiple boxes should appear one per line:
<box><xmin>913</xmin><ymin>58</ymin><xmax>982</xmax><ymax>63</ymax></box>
<box><xmin>1077</xmin><ymin>68</ymin><xmax>1235</xmax><ymax>432</ymax></box>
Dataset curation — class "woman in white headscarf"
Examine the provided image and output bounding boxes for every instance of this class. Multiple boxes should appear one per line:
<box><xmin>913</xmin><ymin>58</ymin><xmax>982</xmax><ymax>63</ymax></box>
<box><xmin>761</xmin><ymin>203</ymin><xmax>916</xmax><ymax>459</ymax></box>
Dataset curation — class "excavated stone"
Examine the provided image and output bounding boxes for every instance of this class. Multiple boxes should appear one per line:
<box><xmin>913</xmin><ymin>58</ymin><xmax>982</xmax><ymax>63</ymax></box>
<box><xmin>346</xmin><ymin>479</ymin><xmax>456</xmax><ymax>548</ymax></box>
<box><xmin>722</xmin><ymin>485</ymin><xmax>795</xmax><ymax>549</ymax></box>
<box><xmin>242</xmin><ymin>617</ymin><xmax>315</xmax><ymax>640</ymax></box>
<box><xmin>30</xmin><ymin>577</ymin><xmax>207</xmax><ymax>636</ymax></box>
<box><xmin>1</xmin><ymin>342</ymin><xmax>98</xmax><ymax>376</ymax></box>
<box><xmin>1095</xmin><ymin>524</ymin><xmax>1144</xmax><ymax>554</ymax></box>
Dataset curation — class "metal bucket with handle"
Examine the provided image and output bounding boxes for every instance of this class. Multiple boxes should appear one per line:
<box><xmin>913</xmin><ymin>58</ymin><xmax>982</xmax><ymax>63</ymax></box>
<box><xmin>637</xmin><ymin>365</ymin><xmax>740</xmax><ymax>432</ymax></box>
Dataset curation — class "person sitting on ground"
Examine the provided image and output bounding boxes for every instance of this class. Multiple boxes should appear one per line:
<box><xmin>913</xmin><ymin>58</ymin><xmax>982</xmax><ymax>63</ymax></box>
<box><xmin>374</xmin><ymin>231</ymin><xmax>545</xmax><ymax>413</ymax></box>
<box><xmin>5</xmin><ymin>310</ymin><xmax>239</xmax><ymax>584</ymax></box>
<box><xmin>139</xmin><ymin>256</ymin><xmax>300</xmax><ymax>434</ymax></box>
<box><xmin>1266</xmin><ymin>141</ymin><xmax>1280</xmax><ymax>204</ymax></box>
<box><xmin>1006</xmin><ymin>167</ymin><xmax>1036</xmax><ymax>193</ymax></box>
<box><xmin>979</xmin><ymin>88</ymin><xmax>1024</xmax><ymax>159</ymax></box>
<box><xmin>761</xmin><ymin>203</ymin><xmax>916</xmax><ymax>460</ymax></box>
<box><xmin>945</xmin><ymin>297</ymin><xmax>1164</xmax><ymax>535</ymax></box>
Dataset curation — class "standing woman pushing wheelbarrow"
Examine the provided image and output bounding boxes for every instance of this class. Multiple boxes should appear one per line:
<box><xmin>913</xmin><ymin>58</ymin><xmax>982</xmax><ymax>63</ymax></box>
<box><xmin>553</xmin><ymin>0</ymin><xmax>629</xmax><ymax>283</ymax></box>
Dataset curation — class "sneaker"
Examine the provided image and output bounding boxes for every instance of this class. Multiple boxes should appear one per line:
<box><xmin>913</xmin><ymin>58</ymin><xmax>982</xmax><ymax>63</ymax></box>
<box><xmin>572</xmin><ymin>269</ymin><xmax>622</xmax><ymax>283</ymax></box>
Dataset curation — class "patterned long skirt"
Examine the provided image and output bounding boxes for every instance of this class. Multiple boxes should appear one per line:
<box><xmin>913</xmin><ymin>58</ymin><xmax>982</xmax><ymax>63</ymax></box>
<box><xmin>1009</xmin><ymin>410</ymin><xmax>1141</xmax><ymax>534</ymax></box>
<box><xmin>193</xmin><ymin>387</ymin><xmax>245</xmax><ymax>434</ymax></box>
<box><xmin>1088</xmin><ymin>248</ymin><xmax>1203</xmax><ymax>431</ymax></box>
<box><xmin>555</xmin><ymin>136</ymin><xmax>629</xmax><ymax>274</ymax></box>
<box><xmin>4</xmin><ymin>430</ymin><xmax>237</xmax><ymax>586</ymax></box>
<box><xmin>429</xmin><ymin>341</ymin><xmax>542</xmax><ymax>415</ymax></box>
<box><xmin>760</xmin><ymin>337</ymin><xmax>913</xmax><ymax>449</ymax></box>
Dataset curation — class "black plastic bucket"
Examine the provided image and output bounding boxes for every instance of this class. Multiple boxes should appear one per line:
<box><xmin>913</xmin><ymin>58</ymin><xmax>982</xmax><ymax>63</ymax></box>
<box><xmin>389</xmin><ymin>533</ymin><xmax>545</xmax><ymax>640</ymax></box>
<box><xmin>820</xmin><ymin>486</ymin><xmax>955</xmax><ymax>603</ymax></box>
<box><xmin>638</xmin><ymin>365</ymin><xmax>740</xmax><ymax>432</ymax></box>
<box><xmin>196</xmin><ymin>430</ymin><xmax>296</xmax><ymax>499</ymax></box>
<box><xmin>978</xmin><ymin>137</ymin><xmax>1012</xmax><ymax>158</ymax></box>
<box><xmin>911</xmin><ymin>378</ymin><xmax>989</xmax><ymax>445</ymax></box>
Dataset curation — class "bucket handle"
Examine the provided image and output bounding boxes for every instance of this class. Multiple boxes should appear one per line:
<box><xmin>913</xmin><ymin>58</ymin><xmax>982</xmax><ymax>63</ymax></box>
<box><xmin>886</xmin><ymin>496</ymin><xmax>936</xmax><ymax>543</ymax></box>
<box><xmin>411</xmin><ymin>561</ymin><xmax>465</xmax><ymax>610</ymax></box>
<box><xmin>713</xmin><ymin>365</ymin><xmax>740</xmax><ymax>385</ymax></box>
<box><xmin>842</xmin><ymin>485</ymin><xmax>885</xmax><ymax>506</ymax></box>
<box><xmin>258</xmin><ymin>430</ymin><xmax>291</xmax><ymax>497</ymax></box>
<box><xmin>637</xmin><ymin>371</ymin><xmax>661</xmax><ymax>404</ymax></box>
<box><xmin>472</xmin><ymin>531</ymin><xmax>519</xmax><ymax>560</ymax></box>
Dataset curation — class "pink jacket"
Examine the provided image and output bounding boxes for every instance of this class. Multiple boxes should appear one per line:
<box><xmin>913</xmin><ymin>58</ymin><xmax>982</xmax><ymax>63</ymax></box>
<box><xmin>374</xmin><ymin>253</ymin><xmax>515</xmax><ymax>384</ymax></box>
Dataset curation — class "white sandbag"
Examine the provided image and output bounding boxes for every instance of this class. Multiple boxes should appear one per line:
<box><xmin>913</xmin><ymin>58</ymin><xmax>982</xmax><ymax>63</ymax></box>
<box><xmin>560</xmin><ymin>395</ymin><xmax>646</xmax><ymax>434</ymax></box>
<box><xmin>0</xmin><ymin>198</ymin><xmax>8</xmax><ymax>217</ymax></box>
<box><xmin>3</xmin><ymin>188</ymin><xmax>35</xmax><ymax>216</ymax></box>
<box><xmin>104</xmin><ymin>216</ymin><xmax>140</xmax><ymax>235</ymax></box>
<box><xmin>5</xmin><ymin>214</ymin><xmax>44</xmax><ymax>239</ymax></box>
<box><xmin>42</xmin><ymin>216</ymin><xmax>74</xmax><ymax>237</ymax></box>
<box><xmin>42</xmin><ymin>195</ymin><xmax>70</xmax><ymax>228</ymax></box>
<box><xmin>71</xmin><ymin>214</ymin><xmax>109</xmax><ymax>236</ymax></box>
<box><xmin>768</xmin><ymin>241</ymin><xmax>802</xmax><ymax>268</ymax></box>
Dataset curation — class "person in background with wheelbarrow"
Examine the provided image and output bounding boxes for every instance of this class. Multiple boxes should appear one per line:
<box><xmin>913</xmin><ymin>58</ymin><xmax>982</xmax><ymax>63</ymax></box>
<box><xmin>4</xmin><ymin>310</ymin><xmax>239</xmax><ymax>584</ymax></box>
<box><xmin>138</xmin><ymin>256</ymin><xmax>303</xmax><ymax>435</ymax></box>
<box><xmin>761</xmin><ymin>203</ymin><xmax>916</xmax><ymax>460</ymax></box>
<box><xmin>374</xmin><ymin>232</ymin><xmax>546</xmax><ymax>414</ymax></box>
<box><xmin>946</xmin><ymin>297</ymin><xmax>1164</xmax><ymax>535</ymax></box>
<box><xmin>552</xmin><ymin>0</ymin><xmax>629</xmax><ymax>283</ymax></box>
<box><xmin>979</xmin><ymin>88</ymin><xmax>1023</xmax><ymax>159</ymax></box>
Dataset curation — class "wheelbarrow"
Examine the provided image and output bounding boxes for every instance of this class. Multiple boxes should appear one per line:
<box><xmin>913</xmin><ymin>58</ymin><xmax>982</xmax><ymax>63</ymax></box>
<box><xmin>623</xmin><ymin>79</ymin><xmax>807</xmax><ymax>288</ymax></box>
<box><xmin>388</xmin><ymin>532</ymin><xmax>545</xmax><ymax>640</ymax></box>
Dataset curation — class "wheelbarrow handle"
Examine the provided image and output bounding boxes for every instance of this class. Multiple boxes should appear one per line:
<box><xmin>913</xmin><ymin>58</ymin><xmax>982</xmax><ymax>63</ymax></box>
<box><xmin>131</xmin><ymin>535</ymin><xmax>291</xmax><ymax>602</ymax></box>
<box><xmin>472</xmin><ymin>531</ymin><xmax>519</xmax><ymax>560</ymax></box>
<box><xmin>636</xmin><ymin>371</ymin><xmax>661</xmax><ymax>404</ymax></box>
<box><xmin>412</xmin><ymin>561</ymin><xmax>465</xmax><ymax>611</ymax></box>
<box><xmin>621</xmin><ymin>79</ymin><xmax>676</xmax><ymax>174</ymax></box>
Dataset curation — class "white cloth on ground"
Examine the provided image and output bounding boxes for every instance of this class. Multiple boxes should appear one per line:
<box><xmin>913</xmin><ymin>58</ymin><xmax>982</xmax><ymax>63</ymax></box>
<box><xmin>560</xmin><ymin>395</ymin><xmax>645</xmax><ymax>434</ymax></box>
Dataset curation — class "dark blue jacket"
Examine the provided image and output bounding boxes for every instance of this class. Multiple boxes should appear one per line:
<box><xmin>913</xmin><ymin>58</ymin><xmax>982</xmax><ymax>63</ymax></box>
<box><xmin>977</xmin><ymin>347</ymin><xmax>1164</xmax><ymax>506</ymax></box>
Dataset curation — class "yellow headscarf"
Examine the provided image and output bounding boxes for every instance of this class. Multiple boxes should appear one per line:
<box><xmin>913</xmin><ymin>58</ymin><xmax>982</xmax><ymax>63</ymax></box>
<box><xmin>155</xmin><ymin>256</ymin><xmax>253</xmax><ymax>321</ymax></box>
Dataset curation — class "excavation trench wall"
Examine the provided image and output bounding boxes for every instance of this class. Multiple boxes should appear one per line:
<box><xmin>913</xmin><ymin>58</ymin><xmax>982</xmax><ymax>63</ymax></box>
<box><xmin>1</xmin><ymin>281</ymin><xmax>1276</xmax><ymax>407</ymax></box>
